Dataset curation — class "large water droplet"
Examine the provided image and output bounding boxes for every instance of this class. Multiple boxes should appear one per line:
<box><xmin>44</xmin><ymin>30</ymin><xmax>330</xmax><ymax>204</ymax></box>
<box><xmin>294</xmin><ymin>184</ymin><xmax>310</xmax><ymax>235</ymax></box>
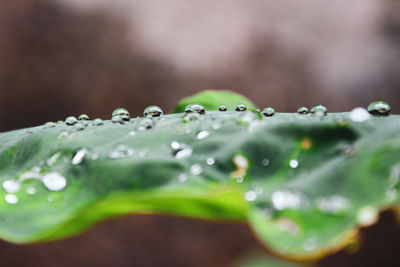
<box><xmin>171</xmin><ymin>142</ymin><xmax>193</xmax><ymax>159</ymax></box>
<box><xmin>262</xmin><ymin>107</ymin><xmax>275</xmax><ymax>117</ymax></box>
<box><xmin>311</xmin><ymin>105</ymin><xmax>327</xmax><ymax>116</ymax></box>
<box><xmin>297</xmin><ymin>106</ymin><xmax>309</xmax><ymax>115</ymax></box>
<box><xmin>367</xmin><ymin>101</ymin><xmax>391</xmax><ymax>116</ymax></box>
<box><xmin>112</xmin><ymin>108</ymin><xmax>130</xmax><ymax>117</ymax></box>
<box><xmin>218</xmin><ymin>105</ymin><xmax>227</xmax><ymax>111</ymax></box>
<box><xmin>196</xmin><ymin>130</ymin><xmax>209</xmax><ymax>140</ymax></box>
<box><xmin>2</xmin><ymin>180</ymin><xmax>20</xmax><ymax>193</ymax></box>
<box><xmin>112</xmin><ymin>108</ymin><xmax>130</xmax><ymax>123</ymax></box>
<box><xmin>144</xmin><ymin>106</ymin><xmax>164</xmax><ymax>117</ymax></box>
<box><xmin>42</xmin><ymin>172</ymin><xmax>67</xmax><ymax>191</ymax></box>
<box><xmin>71</xmin><ymin>148</ymin><xmax>88</xmax><ymax>165</ymax></box>
<box><xmin>65</xmin><ymin>116</ymin><xmax>78</xmax><ymax>125</ymax></box>
<box><xmin>4</xmin><ymin>194</ymin><xmax>18</xmax><ymax>204</ymax></box>
<box><xmin>112</xmin><ymin>115</ymin><xmax>124</xmax><ymax>124</ymax></box>
<box><xmin>108</xmin><ymin>145</ymin><xmax>134</xmax><ymax>159</ymax></box>
<box><xmin>235</xmin><ymin>104</ymin><xmax>247</xmax><ymax>112</ymax></box>
<box><xmin>185</xmin><ymin>103</ymin><xmax>205</xmax><ymax>115</ymax></box>
<box><xmin>78</xmin><ymin>114</ymin><xmax>89</xmax><ymax>120</ymax></box>
<box><xmin>349</xmin><ymin>107</ymin><xmax>370</xmax><ymax>122</ymax></box>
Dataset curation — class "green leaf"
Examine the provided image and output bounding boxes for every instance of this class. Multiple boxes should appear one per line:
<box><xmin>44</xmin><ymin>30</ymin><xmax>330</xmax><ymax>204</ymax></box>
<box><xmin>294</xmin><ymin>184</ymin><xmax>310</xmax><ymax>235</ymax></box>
<box><xmin>0</xmin><ymin>105</ymin><xmax>399</xmax><ymax>262</ymax></box>
<box><xmin>173</xmin><ymin>90</ymin><xmax>257</xmax><ymax>113</ymax></box>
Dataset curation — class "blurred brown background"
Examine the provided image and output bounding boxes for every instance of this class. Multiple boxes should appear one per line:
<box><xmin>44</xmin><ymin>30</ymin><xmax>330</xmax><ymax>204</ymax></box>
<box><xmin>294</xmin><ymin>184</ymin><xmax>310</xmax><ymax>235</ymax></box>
<box><xmin>0</xmin><ymin>0</ymin><xmax>400</xmax><ymax>266</ymax></box>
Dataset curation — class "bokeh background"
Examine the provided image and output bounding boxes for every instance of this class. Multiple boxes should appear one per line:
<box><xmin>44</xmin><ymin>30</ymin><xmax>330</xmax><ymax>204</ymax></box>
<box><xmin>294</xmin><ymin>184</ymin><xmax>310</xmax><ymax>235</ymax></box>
<box><xmin>0</xmin><ymin>0</ymin><xmax>400</xmax><ymax>266</ymax></box>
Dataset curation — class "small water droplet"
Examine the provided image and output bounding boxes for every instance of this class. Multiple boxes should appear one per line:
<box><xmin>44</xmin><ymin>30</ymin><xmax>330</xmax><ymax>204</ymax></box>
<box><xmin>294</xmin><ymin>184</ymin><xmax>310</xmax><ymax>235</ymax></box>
<box><xmin>185</xmin><ymin>103</ymin><xmax>205</xmax><ymax>115</ymax></box>
<box><xmin>262</xmin><ymin>159</ymin><xmax>270</xmax><ymax>166</ymax></box>
<box><xmin>93</xmin><ymin>118</ymin><xmax>103</xmax><ymax>125</ymax></box>
<box><xmin>47</xmin><ymin>152</ymin><xmax>62</xmax><ymax>166</ymax></box>
<box><xmin>357</xmin><ymin>206</ymin><xmax>378</xmax><ymax>226</ymax></box>
<box><xmin>138</xmin><ymin>118</ymin><xmax>153</xmax><ymax>131</ymax></box>
<box><xmin>2</xmin><ymin>180</ymin><xmax>20</xmax><ymax>193</ymax></box>
<box><xmin>190</xmin><ymin>164</ymin><xmax>203</xmax><ymax>175</ymax></box>
<box><xmin>4</xmin><ymin>194</ymin><xmax>18</xmax><ymax>204</ymax></box>
<box><xmin>183</xmin><ymin>113</ymin><xmax>201</xmax><ymax>123</ymax></box>
<box><xmin>349</xmin><ymin>107</ymin><xmax>370</xmax><ymax>122</ymax></box>
<box><xmin>272</xmin><ymin>190</ymin><xmax>304</xmax><ymax>210</ymax></box>
<box><xmin>245</xmin><ymin>190</ymin><xmax>257</xmax><ymax>201</ymax></box>
<box><xmin>78</xmin><ymin>114</ymin><xmax>89</xmax><ymax>120</ymax></box>
<box><xmin>196</xmin><ymin>130</ymin><xmax>209</xmax><ymax>140</ymax></box>
<box><xmin>26</xmin><ymin>186</ymin><xmax>37</xmax><ymax>195</ymax></box>
<box><xmin>297</xmin><ymin>106</ymin><xmax>309</xmax><ymax>115</ymax></box>
<box><xmin>112</xmin><ymin>108</ymin><xmax>130</xmax><ymax>117</ymax></box>
<box><xmin>43</xmin><ymin>122</ymin><xmax>56</xmax><ymax>128</ymax></box>
<box><xmin>74</xmin><ymin>123</ymin><xmax>85</xmax><ymax>131</ymax></box>
<box><xmin>178</xmin><ymin>173</ymin><xmax>188</xmax><ymax>182</ymax></box>
<box><xmin>108</xmin><ymin>145</ymin><xmax>134</xmax><ymax>159</ymax></box>
<box><xmin>71</xmin><ymin>148</ymin><xmax>88</xmax><ymax>165</ymax></box>
<box><xmin>311</xmin><ymin>105</ymin><xmax>327</xmax><ymax>116</ymax></box>
<box><xmin>262</xmin><ymin>107</ymin><xmax>275</xmax><ymax>117</ymax></box>
<box><xmin>129</xmin><ymin>131</ymin><xmax>136</xmax><ymax>136</ymax></box>
<box><xmin>289</xmin><ymin>159</ymin><xmax>299</xmax><ymax>168</ymax></box>
<box><xmin>235</xmin><ymin>104</ymin><xmax>247</xmax><ymax>112</ymax></box>
<box><xmin>218</xmin><ymin>105</ymin><xmax>227</xmax><ymax>111</ymax></box>
<box><xmin>144</xmin><ymin>105</ymin><xmax>164</xmax><ymax>117</ymax></box>
<box><xmin>206</xmin><ymin>157</ymin><xmax>215</xmax><ymax>165</ymax></box>
<box><xmin>171</xmin><ymin>142</ymin><xmax>193</xmax><ymax>159</ymax></box>
<box><xmin>233</xmin><ymin>155</ymin><xmax>248</xmax><ymax>169</ymax></box>
<box><xmin>65</xmin><ymin>116</ymin><xmax>78</xmax><ymax>125</ymax></box>
<box><xmin>42</xmin><ymin>172</ymin><xmax>67</xmax><ymax>191</ymax></box>
<box><xmin>367</xmin><ymin>101</ymin><xmax>391</xmax><ymax>116</ymax></box>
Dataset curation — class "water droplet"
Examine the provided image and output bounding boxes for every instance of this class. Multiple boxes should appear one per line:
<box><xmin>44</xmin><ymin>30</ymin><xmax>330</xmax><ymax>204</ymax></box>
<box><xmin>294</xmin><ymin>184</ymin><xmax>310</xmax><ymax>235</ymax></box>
<box><xmin>108</xmin><ymin>145</ymin><xmax>134</xmax><ymax>159</ymax></box>
<box><xmin>112</xmin><ymin>115</ymin><xmax>123</xmax><ymax>124</ymax></box>
<box><xmin>19</xmin><ymin>171</ymin><xmax>41</xmax><ymax>181</ymax></box>
<box><xmin>349</xmin><ymin>107</ymin><xmax>370</xmax><ymax>122</ymax></box>
<box><xmin>171</xmin><ymin>142</ymin><xmax>193</xmax><ymax>159</ymax></box>
<box><xmin>206</xmin><ymin>157</ymin><xmax>215</xmax><ymax>165</ymax></box>
<box><xmin>289</xmin><ymin>159</ymin><xmax>299</xmax><ymax>168</ymax></box>
<box><xmin>93</xmin><ymin>118</ymin><xmax>103</xmax><ymax>125</ymax></box>
<box><xmin>311</xmin><ymin>105</ymin><xmax>327</xmax><ymax>116</ymax></box>
<box><xmin>196</xmin><ymin>130</ymin><xmax>209</xmax><ymax>140</ymax></box>
<box><xmin>245</xmin><ymin>190</ymin><xmax>257</xmax><ymax>201</ymax></box>
<box><xmin>262</xmin><ymin>159</ymin><xmax>270</xmax><ymax>166</ymax></box>
<box><xmin>65</xmin><ymin>116</ymin><xmax>78</xmax><ymax>125</ymax></box>
<box><xmin>297</xmin><ymin>106</ymin><xmax>309</xmax><ymax>115</ymax></box>
<box><xmin>185</xmin><ymin>103</ymin><xmax>205</xmax><ymax>115</ymax></box>
<box><xmin>112</xmin><ymin>108</ymin><xmax>130</xmax><ymax>117</ymax></box>
<box><xmin>233</xmin><ymin>155</ymin><xmax>248</xmax><ymax>169</ymax></box>
<box><xmin>237</xmin><ymin>111</ymin><xmax>256</xmax><ymax>125</ymax></box>
<box><xmin>78</xmin><ymin>114</ymin><xmax>89</xmax><ymax>120</ymax></box>
<box><xmin>277</xmin><ymin>217</ymin><xmax>300</xmax><ymax>236</ymax></box>
<box><xmin>4</xmin><ymin>194</ymin><xmax>18</xmax><ymax>204</ymax></box>
<box><xmin>74</xmin><ymin>123</ymin><xmax>85</xmax><ymax>131</ymax></box>
<box><xmin>129</xmin><ymin>131</ymin><xmax>136</xmax><ymax>136</ymax></box>
<box><xmin>144</xmin><ymin>106</ymin><xmax>164</xmax><ymax>117</ymax></box>
<box><xmin>218</xmin><ymin>105</ymin><xmax>227</xmax><ymax>111</ymax></box>
<box><xmin>183</xmin><ymin>113</ymin><xmax>201</xmax><ymax>123</ymax></box>
<box><xmin>235</xmin><ymin>104</ymin><xmax>247</xmax><ymax>112</ymax></box>
<box><xmin>71</xmin><ymin>148</ymin><xmax>88</xmax><ymax>165</ymax></box>
<box><xmin>138</xmin><ymin>118</ymin><xmax>153</xmax><ymax>131</ymax></box>
<box><xmin>26</xmin><ymin>186</ymin><xmax>37</xmax><ymax>195</ymax></box>
<box><xmin>42</xmin><ymin>172</ymin><xmax>67</xmax><ymax>191</ymax></box>
<box><xmin>262</xmin><ymin>107</ymin><xmax>275</xmax><ymax>117</ymax></box>
<box><xmin>47</xmin><ymin>152</ymin><xmax>62</xmax><ymax>166</ymax></box>
<box><xmin>190</xmin><ymin>164</ymin><xmax>203</xmax><ymax>175</ymax></box>
<box><xmin>316</xmin><ymin>195</ymin><xmax>349</xmax><ymax>214</ymax></box>
<box><xmin>43</xmin><ymin>122</ymin><xmax>56</xmax><ymax>128</ymax></box>
<box><xmin>178</xmin><ymin>173</ymin><xmax>188</xmax><ymax>182</ymax></box>
<box><xmin>367</xmin><ymin>101</ymin><xmax>391</xmax><ymax>116</ymax></box>
<box><xmin>2</xmin><ymin>180</ymin><xmax>20</xmax><ymax>193</ymax></box>
<box><xmin>272</xmin><ymin>190</ymin><xmax>304</xmax><ymax>210</ymax></box>
<box><xmin>357</xmin><ymin>206</ymin><xmax>378</xmax><ymax>226</ymax></box>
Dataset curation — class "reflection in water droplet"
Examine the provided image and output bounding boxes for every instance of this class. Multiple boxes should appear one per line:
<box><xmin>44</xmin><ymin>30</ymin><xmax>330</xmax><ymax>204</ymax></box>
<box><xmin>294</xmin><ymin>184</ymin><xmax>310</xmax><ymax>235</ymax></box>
<box><xmin>78</xmin><ymin>114</ymin><xmax>89</xmax><ymax>120</ymax></box>
<box><xmin>93</xmin><ymin>118</ymin><xmax>103</xmax><ymax>125</ymax></box>
<box><xmin>218</xmin><ymin>105</ymin><xmax>227</xmax><ymax>111</ymax></box>
<box><xmin>144</xmin><ymin>106</ymin><xmax>164</xmax><ymax>117</ymax></box>
<box><xmin>190</xmin><ymin>164</ymin><xmax>203</xmax><ymax>175</ymax></box>
<box><xmin>72</xmin><ymin>148</ymin><xmax>88</xmax><ymax>165</ymax></box>
<box><xmin>178</xmin><ymin>173</ymin><xmax>188</xmax><ymax>182</ymax></box>
<box><xmin>311</xmin><ymin>105</ymin><xmax>327</xmax><ymax>116</ymax></box>
<box><xmin>65</xmin><ymin>116</ymin><xmax>78</xmax><ymax>125</ymax></box>
<box><xmin>5</xmin><ymin>194</ymin><xmax>18</xmax><ymax>204</ymax></box>
<box><xmin>262</xmin><ymin>107</ymin><xmax>275</xmax><ymax>117</ymax></box>
<box><xmin>367</xmin><ymin>101</ymin><xmax>391</xmax><ymax>116</ymax></box>
<box><xmin>108</xmin><ymin>145</ymin><xmax>134</xmax><ymax>159</ymax></box>
<box><xmin>297</xmin><ymin>106</ymin><xmax>309</xmax><ymax>115</ymax></box>
<box><xmin>206</xmin><ymin>157</ymin><xmax>215</xmax><ymax>165</ymax></box>
<box><xmin>47</xmin><ymin>152</ymin><xmax>62</xmax><ymax>166</ymax></box>
<box><xmin>245</xmin><ymin>190</ymin><xmax>257</xmax><ymax>201</ymax></box>
<box><xmin>349</xmin><ymin>107</ymin><xmax>370</xmax><ymax>122</ymax></box>
<box><xmin>44</xmin><ymin>122</ymin><xmax>56</xmax><ymax>128</ymax></box>
<box><xmin>289</xmin><ymin>159</ymin><xmax>299</xmax><ymax>168</ymax></box>
<box><xmin>2</xmin><ymin>180</ymin><xmax>20</xmax><ymax>193</ymax></box>
<box><xmin>262</xmin><ymin>159</ymin><xmax>270</xmax><ymax>166</ymax></box>
<box><xmin>185</xmin><ymin>103</ymin><xmax>205</xmax><ymax>115</ymax></box>
<box><xmin>183</xmin><ymin>113</ymin><xmax>201</xmax><ymax>123</ymax></box>
<box><xmin>316</xmin><ymin>195</ymin><xmax>349</xmax><ymax>214</ymax></box>
<box><xmin>42</xmin><ymin>172</ymin><xmax>67</xmax><ymax>191</ymax></box>
<box><xmin>235</xmin><ymin>104</ymin><xmax>247</xmax><ymax>112</ymax></box>
<box><xmin>357</xmin><ymin>206</ymin><xmax>378</xmax><ymax>226</ymax></box>
<box><xmin>196</xmin><ymin>130</ymin><xmax>209</xmax><ymax>140</ymax></box>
